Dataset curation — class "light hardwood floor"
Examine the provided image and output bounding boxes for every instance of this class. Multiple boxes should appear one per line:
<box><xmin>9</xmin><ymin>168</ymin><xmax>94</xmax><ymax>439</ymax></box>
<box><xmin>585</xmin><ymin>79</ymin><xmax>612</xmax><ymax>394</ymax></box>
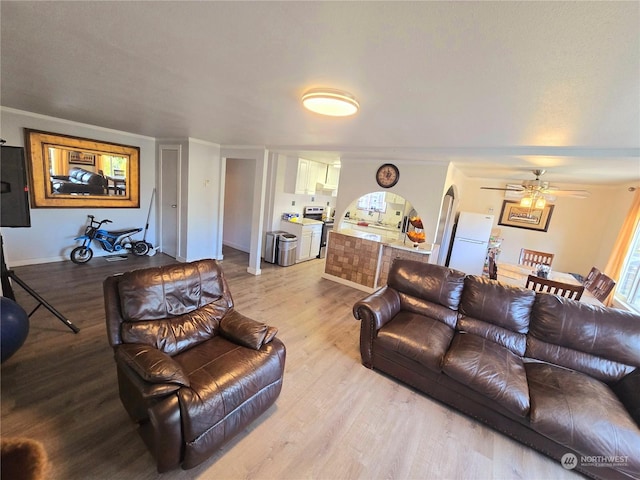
<box><xmin>1</xmin><ymin>248</ymin><xmax>581</xmax><ymax>480</ymax></box>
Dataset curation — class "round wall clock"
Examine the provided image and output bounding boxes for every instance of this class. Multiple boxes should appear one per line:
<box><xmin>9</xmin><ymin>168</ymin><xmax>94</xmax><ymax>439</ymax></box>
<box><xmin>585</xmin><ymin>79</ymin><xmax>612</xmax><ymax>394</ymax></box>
<box><xmin>376</xmin><ymin>163</ymin><xmax>400</xmax><ymax>188</ymax></box>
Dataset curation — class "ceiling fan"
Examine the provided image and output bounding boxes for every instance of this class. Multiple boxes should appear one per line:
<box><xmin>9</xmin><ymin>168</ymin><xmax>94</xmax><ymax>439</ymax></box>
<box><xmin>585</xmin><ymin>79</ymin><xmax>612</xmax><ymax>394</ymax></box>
<box><xmin>480</xmin><ymin>169</ymin><xmax>591</xmax><ymax>200</ymax></box>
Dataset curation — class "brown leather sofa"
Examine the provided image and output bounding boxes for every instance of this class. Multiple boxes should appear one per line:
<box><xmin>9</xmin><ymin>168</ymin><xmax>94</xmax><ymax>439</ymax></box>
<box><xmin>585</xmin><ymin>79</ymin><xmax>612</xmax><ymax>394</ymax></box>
<box><xmin>51</xmin><ymin>167</ymin><xmax>107</xmax><ymax>195</ymax></box>
<box><xmin>353</xmin><ymin>259</ymin><xmax>640</xmax><ymax>480</ymax></box>
<box><xmin>104</xmin><ymin>259</ymin><xmax>286</xmax><ymax>472</ymax></box>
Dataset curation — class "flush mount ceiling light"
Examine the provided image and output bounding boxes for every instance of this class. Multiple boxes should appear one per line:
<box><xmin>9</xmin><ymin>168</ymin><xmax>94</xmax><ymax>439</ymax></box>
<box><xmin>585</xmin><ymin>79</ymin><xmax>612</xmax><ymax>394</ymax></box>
<box><xmin>301</xmin><ymin>88</ymin><xmax>359</xmax><ymax>117</ymax></box>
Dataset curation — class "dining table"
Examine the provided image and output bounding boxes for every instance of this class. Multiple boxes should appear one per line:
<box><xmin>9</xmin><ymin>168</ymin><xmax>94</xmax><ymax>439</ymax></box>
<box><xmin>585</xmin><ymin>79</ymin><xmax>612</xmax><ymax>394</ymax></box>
<box><xmin>496</xmin><ymin>261</ymin><xmax>603</xmax><ymax>306</ymax></box>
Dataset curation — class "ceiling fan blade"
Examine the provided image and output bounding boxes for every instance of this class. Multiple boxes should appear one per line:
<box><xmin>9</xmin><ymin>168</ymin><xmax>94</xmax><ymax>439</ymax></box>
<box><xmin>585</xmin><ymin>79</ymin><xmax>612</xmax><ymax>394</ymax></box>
<box><xmin>549</xmin><ymin>191</ymin><xmax>590</xmax><ymax>198</ymax></box>
<box><xmin>481</xmin><ymin>170</ymin><xmax>591</xmax><ymax>200</ymax></box>
<box><xmin>544</xmin><ymin>188</ymin><xmax>590</xmax><ymax>198</ymax></box>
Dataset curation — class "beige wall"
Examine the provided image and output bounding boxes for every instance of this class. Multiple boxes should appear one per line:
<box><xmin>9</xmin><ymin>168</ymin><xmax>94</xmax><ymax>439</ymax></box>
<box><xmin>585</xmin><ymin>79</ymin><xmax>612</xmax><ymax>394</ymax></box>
<box><xmin>454</xmin><ymin>175</ymin><xmax>636</xmax><ymax>275</ymax></box>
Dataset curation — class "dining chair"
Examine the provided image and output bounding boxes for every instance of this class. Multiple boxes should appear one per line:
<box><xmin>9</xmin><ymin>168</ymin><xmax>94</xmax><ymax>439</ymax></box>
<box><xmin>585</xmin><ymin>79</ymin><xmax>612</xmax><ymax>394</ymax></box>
<box><xmin>525</xmin><ymin>274</ymin><xmax>584</xmax><ymax>300</ymax></box>
<box><xmin>487</xmin><ymin>252</ymin><xmax>498</xmax><ymax>280</ymax></box>
<box><xmin>519</xmin><ymin>248</ymin><xmax>554</xmax><ymax>268</ymax></box>
<box><xmin>583</xmin><ymin>267</ymin><xmax>601</xmax><ymax>290</ymax></box>
<box><xmin>589</xmin><ymin>273</ymin><xmax>616</xmax><ymax>303</ymax></box>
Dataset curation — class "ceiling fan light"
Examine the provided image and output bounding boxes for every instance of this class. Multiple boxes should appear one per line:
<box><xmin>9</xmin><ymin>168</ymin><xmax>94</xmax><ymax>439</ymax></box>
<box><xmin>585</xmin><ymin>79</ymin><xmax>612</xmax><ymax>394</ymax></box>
<box><xmin>520</xmin><ymin>196</ymin><xmax>533</xmax><ymax>208</ymax></box>
<box><xmin>535</xmin><ymin>197</ymin><xmax>546</xmax><ymax>209</ymax></box>
<box><xmin>302</xmin><ymin>88</ymin><xmax>359</xmax><ymax>117</ymax></box>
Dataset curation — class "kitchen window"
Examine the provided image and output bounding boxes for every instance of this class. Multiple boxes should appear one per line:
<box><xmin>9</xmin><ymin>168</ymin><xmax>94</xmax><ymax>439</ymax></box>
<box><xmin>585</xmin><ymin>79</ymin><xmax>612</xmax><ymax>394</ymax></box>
<box><xmin>357</xmin><ymin>192</ymin><xmax>387</xmax><ymax>212</ymax></box>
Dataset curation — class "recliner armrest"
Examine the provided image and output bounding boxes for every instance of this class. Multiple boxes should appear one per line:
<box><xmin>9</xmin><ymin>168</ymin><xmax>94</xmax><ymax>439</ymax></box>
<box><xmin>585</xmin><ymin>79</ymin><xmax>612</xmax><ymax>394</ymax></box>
<box><xmin>115</xmin><ymin>344</ymin><xmax>190</xmax><ymax>387</ymax></box>
<box><xmin>220</xmin><ymin>310</ymin><xmax>277</xmax><ymax>350</ymax></box>
<box><xmin>353</xmin><ymin>285</ymin><xmax>401</xmax><ymax>331</ymax></box>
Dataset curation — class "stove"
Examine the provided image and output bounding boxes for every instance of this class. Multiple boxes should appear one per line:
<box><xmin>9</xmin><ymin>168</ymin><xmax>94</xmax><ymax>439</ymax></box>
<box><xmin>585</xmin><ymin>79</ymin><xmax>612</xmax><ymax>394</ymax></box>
<box><xmin>303</xmin><ymin>206</ymin><xmax>334</xmax><ymax>258</ymax></box>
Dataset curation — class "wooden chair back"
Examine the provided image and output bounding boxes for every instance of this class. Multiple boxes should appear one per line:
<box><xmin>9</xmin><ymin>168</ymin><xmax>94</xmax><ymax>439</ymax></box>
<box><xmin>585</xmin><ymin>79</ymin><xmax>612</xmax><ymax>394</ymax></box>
<box><xmin>583</xmin><ymin>267</ymin><xmax>601</xmax><ymax>290</ymax></box>
<box><xmin>526</xmin><ymin>274</ymin><xmax>584</xmax><ymax>300</ymax></box>
<box><xmin>589</xmin><ymin>273</ymin><xmax>616</xmax><ymax>302</ymax></box>
<box><xmin>488</xmin><ymin>255</ymin><xmax>498</xmax><ymax>280</ymax></box>
<box><xmin>519</xmin><ymin>249</ymin><xmax>554</xmax><ymax>267</ymax></box>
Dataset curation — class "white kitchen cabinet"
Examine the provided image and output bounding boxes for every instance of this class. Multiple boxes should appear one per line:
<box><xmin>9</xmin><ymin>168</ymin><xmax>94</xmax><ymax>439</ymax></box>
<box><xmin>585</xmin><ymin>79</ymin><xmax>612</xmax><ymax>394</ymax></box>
<box><xmin>280</xmin><ymin>219</ymin><xmax>323</xmax><ymax>262</ymax></box>
<box><xmin>295</xmin><ymin>159</ymin><xmax>311</xmax><ymax>194</ymax></box>
<box><xmin>326</xmin><ymin>164</ymin><xmax>340</xmax><ymax>188</ymax></box>
<box><xmin>299</xmin><ymin>224</ymin><xmax>322</xmax><ymax>261</ymax></box>
<box><xmin>295</xmin><ymin>158</ymin><xmax>332</xmax><ymax>195</ymax></box>
<box><xmin>310</xmin><ymin>226</ymin><xmax>322</xmax><ymax>258</ymax></box>
<box><xmin>307</xmin><ymin>161</ymin><xmax>321</xmax><ymax>193</ymax></box>
<box><xmin>299</xmin><ymin>228</ymin><xmax>313</xmax><ymax>261</ymax></box>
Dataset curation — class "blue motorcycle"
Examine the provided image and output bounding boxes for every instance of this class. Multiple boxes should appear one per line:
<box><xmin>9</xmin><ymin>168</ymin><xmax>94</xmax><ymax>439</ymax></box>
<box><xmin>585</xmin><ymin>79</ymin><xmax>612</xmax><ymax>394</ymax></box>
<box><xmin>70</xmin><ymin>215</ymin><xmax>151</xmax><ymax>264</ymax></box>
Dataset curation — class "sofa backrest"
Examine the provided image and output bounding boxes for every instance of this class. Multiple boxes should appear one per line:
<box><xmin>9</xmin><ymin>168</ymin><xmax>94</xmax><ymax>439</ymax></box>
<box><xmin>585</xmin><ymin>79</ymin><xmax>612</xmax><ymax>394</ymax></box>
<box><xmin>104</xmin><ymin>259</ymin><xmax>233</xmax><ymax>355</ymax></box>
<box><xmin>387</xmin><ymin>259</ymin><xmax>465</xmax><ymax>329</ymax></box>
<box><xmin>458</xmin><ymin>276</ymin><xmax>536</xmax><ymax>355</ymax></box>
<box><xmin>527</xmin><ymin>294</ymin><xmax>640</xmax><ymax>383</ymax></box>
<box><xmin>69</xmin><ymin>167</ymin><xmax>105</xmax><ymax>186</ymax></box>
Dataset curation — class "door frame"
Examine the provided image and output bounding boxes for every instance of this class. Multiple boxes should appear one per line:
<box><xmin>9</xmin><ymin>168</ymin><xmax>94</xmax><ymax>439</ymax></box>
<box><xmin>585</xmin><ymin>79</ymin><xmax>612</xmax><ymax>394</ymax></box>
<box><xmin>158</xmin><ymin>144</ymin><xmax>182</xmax><ymax>258</ymax></box>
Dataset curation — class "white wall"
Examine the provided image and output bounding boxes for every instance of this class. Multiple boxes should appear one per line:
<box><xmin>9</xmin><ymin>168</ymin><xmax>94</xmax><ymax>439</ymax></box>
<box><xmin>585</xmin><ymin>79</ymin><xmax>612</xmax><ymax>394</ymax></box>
<box><xmin>335</xmin><ymin>159</ymin><xmax>450</xmax><ymax>245</ymax></box>
<box><xmin>454</xmin><ymin>175</ymin><xmax>636</xmax><ymax>274</ymax></box>
<box><xmin>183</xmin><ymin>138</ymin><xmax>222</xmax><ymax>261</ymax></box>
<box><xmin>1</xmin><ymin>108</ymin><xmax>157</xmax><ymax>266</ymax></box>
<box><xmin>223</xmin><ymin>158</ymin><xmax>255</xmax><ymax>252</ymax></box>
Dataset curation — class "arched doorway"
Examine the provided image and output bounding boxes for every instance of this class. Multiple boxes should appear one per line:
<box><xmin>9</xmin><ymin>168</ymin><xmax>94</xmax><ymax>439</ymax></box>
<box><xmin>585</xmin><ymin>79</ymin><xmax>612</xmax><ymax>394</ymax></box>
<box><xmin>337</xmin><ymin>191</ymin><xmax>424</xmax><ymax>246</ymax></box>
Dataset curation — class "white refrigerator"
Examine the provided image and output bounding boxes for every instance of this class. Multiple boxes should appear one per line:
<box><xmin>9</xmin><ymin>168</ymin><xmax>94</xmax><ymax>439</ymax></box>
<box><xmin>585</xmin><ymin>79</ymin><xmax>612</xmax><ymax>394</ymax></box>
<box><xmin>447</xmin><ymin>212</ymin><xmax>494</xmax><ymax>275</ymax></box>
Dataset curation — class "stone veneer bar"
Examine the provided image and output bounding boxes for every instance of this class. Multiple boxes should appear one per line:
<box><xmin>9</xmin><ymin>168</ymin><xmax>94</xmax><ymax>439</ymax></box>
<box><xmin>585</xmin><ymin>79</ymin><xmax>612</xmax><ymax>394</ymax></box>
<box><xmin>324</xmin><ymin>231</ymin><xmax>433</xmax><ymax>291</ymax></box>
<box><xmin>324</xmin><ymin>231</ymin><xmax>381</xmax><ymax>288</ymax></box>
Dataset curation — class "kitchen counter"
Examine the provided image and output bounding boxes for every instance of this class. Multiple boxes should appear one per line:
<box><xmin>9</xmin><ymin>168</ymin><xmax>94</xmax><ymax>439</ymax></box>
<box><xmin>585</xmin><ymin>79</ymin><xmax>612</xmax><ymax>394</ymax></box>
<box><xmin>280</xmin><ymin>218</ymin><xmax>323</xmax><ymax>263</ymax></box>
<box><xmin>336</xmin><ymin>228</ymin><xmax>386</xmax><ymax>242</ymax></box>
<box><xmin>323</xmin><ymin>230</ymin><xmax>439</xmax><ymax>292</ymax></box>
<box><xmin>283</xmin><ymin>218</ymin><xmax>323</xmax><ymax>226</ymax></box>
<box><xmin>336</xmin><ymin>229</ymin><xmax>433</xmax><ymax>255</ymax></box>
<box><xmin>341</xmin><ymin>219</ymin><xmax>401</xmax><ymax>234</ymax></box>
<box><xmin>386</xmin><ymin>241</ymin><xmax>434</xmax><ymax>255</ymax></box>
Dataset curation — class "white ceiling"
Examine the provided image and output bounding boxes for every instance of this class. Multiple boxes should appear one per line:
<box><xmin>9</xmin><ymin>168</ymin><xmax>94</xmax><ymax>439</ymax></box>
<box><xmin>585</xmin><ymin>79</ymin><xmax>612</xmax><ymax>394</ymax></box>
<box><xmin>1</xmin><ymin>1</ymin><xmax>639</xmax><ymax>185</ymax></box>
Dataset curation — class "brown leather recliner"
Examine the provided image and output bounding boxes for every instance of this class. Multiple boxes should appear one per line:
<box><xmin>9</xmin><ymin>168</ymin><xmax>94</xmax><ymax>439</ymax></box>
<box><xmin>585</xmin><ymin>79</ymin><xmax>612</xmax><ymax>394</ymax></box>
<box><xmin>103</xmin><ymin>259</ymin><xmax>286</xmax><ymax>472</ymax></box>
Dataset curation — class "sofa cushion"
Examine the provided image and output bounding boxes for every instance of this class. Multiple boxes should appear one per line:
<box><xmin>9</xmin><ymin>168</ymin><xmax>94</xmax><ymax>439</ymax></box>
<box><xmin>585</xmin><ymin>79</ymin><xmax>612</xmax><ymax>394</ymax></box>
<box><xmin>174</xmin><ymin>335</ymin><xmax>285</xmax><ymax>443</ymax></box>
<box><xmin>118</xmin><ymin>259</ymin><xmax>234</xmax><ymax>355</ymax></box>
<box><xmin>442</xmin><ymin>332</ymin><xmax>530</xmax><ymax>417</ymax></box>
<box><xmin>527</xmin><ymin>294</ymin><xmax>640</xmax><ymax>383</ymax></box>
<box><xmin>376</xmin><ymin>311</ymin><xmax>455</xmax><ymax>372</ymax></box>
<box><xmin>612</xmin><ymin>369</ymin><xmax>640</xmax><ymax>427</ymax></box>
<box><xmin>396</xmin><ymin>293</ymin><xmax>460</xmax><ymax>329</ymax></box>
<box><xmin>121</xmin><ymin>302</ymin><xmax>227</xmax><ymax>355</ymax></box>
<box><xmin>118</xmin><ymin>260</ymin><xmax>230</xmax><ymax>321</ymax></box>
<box><xmin>526</xmin><ymin>362</ymin><xmax>640</xmax><ymax>478</ymax></box>
<box><xmin>458</xmin><ymin>276</ymin><xmax>535</xmax><ymax>355</ymax></box>
<box><xmin>388</xmin><ymin>259</ymin><xmax>466</xmax><ymax>311</ymax></box>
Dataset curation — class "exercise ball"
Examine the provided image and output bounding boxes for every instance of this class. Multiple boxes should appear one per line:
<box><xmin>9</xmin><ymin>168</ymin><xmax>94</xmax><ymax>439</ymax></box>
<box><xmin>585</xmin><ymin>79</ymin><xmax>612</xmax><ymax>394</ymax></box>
<box><xmin>1</xmin><ymin>297</ymin><xmax>29</xmax><ymax>363</ymax></box>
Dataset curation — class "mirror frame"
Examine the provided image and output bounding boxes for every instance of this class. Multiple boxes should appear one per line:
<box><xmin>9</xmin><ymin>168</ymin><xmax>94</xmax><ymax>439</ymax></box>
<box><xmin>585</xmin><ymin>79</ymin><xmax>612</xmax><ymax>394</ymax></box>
<box><xmin>24</xmin><ymin>129</ymin><xmax>140</xmax><ymax>208</ymax></box>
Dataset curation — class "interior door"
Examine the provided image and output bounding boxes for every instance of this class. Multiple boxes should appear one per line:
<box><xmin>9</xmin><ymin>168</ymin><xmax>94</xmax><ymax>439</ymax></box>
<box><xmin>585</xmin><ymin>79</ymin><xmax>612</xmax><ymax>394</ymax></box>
<box><xmin>159</xmin><ymin>145</ymin><xmax>180</xmax><ymax>258</ymax></box>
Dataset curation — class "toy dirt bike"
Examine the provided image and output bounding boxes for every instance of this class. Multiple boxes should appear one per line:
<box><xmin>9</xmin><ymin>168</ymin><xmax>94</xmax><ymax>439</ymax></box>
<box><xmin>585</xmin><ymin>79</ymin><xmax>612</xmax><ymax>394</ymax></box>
<box><xmin>70</xmin><ymin>215</ymin><xmax>152</xmax><ymax>264</ymax></box>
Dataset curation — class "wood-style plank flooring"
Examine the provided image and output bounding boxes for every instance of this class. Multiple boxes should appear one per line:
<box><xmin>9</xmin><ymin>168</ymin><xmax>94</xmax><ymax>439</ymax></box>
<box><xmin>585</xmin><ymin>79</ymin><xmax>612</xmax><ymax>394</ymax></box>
<box><xmin>1</xmin><ymin>248</ymin><xmax>580</xmax><ymax>479</ymax></box>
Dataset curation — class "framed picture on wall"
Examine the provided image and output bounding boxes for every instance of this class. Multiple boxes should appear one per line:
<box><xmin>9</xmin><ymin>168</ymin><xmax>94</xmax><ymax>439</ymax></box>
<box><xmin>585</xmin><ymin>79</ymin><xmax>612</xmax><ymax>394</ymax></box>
<box><xmin>68</xmin><ymin>151</ymin><xmax>96</xmax><ymax>165</ymax></box>
<box><xmin>498</xmin><ymin>200</ymin><xmax>554</xmax><ymax>232</ymax></box>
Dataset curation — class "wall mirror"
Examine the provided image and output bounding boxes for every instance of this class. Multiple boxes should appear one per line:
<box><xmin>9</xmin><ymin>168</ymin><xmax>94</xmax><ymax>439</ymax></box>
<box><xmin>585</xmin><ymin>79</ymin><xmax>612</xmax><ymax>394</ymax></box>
<box><xmin>25</xmin><ymin>129</ymin><xmax>140</xmax><ymax>208</ymax></box>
